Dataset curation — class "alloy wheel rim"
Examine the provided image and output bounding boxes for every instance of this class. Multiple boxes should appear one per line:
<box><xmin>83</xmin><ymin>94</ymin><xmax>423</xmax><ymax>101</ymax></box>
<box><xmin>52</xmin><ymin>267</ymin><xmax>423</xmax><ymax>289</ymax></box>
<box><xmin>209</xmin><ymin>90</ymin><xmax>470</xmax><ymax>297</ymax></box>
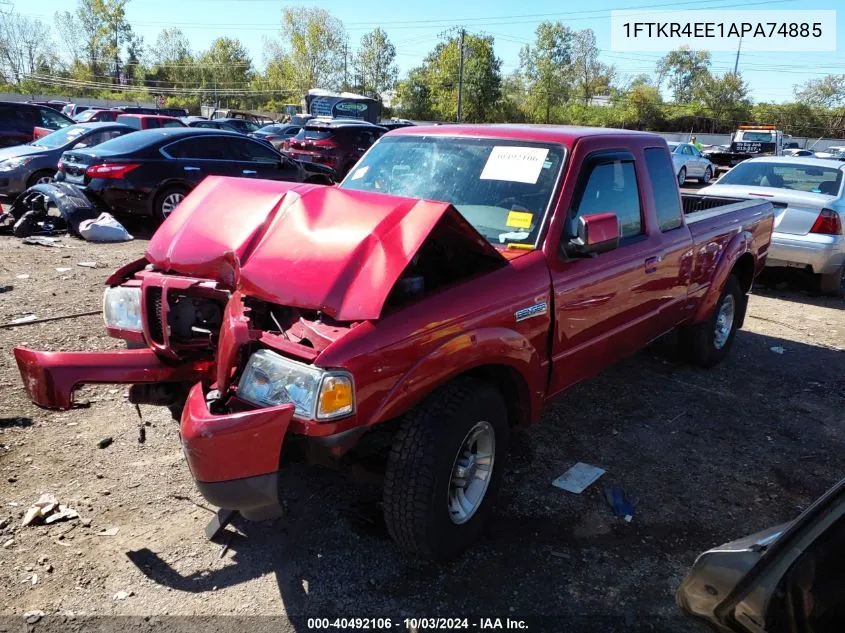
<box><xmin>703</xmin><ymin>168</ymin><xmax>711</xmax><ymax>183</ymax></box>
<box><xmin>161</xmin><ymin>192</ymin><xmax>185</xmax><ymax>218</ymax></box>
<box><xmin>678</xmin><ymin>169</ymin><xmax>686</xmax><ymax>185</ymax></box>
<box><xmin>448</xmin><ymin>421</ymin><xmax>495</xmax><ymax>525</ymax></box>
<box><xmin>713</xmin><ymin>294</ymin><xmax>736</xmax><ymax>349</ymax></box>
<box><xmin>36</xmin><ymin>175</ymin><xmax>53</xmax><ymax>184</ymax></box>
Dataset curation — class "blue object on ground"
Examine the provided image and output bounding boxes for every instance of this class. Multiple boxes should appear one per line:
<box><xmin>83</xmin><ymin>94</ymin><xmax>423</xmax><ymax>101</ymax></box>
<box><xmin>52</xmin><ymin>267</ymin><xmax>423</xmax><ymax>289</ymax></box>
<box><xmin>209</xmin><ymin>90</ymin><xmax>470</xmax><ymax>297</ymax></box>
<box><xmin>605</xmin><ymin>485</ymin><xmax>637</xmax><ymax>520</ymax></box>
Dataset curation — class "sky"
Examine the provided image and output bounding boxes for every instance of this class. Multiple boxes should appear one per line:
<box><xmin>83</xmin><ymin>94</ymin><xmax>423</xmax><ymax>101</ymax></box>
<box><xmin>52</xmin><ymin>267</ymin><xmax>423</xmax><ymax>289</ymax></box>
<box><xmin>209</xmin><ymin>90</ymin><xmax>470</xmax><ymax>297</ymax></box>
<box><xmin>8</xmin><ymin>0</ymin><xmax>845</xmax><ymax>103</ymax></box>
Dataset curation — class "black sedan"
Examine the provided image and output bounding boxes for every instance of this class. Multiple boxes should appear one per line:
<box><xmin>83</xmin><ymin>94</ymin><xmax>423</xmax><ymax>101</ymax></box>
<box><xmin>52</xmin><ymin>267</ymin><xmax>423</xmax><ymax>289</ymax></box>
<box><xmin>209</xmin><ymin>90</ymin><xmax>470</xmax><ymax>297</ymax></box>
<box><xmin>55</xmin><ymin>128</ymin><xmax>334</xmax><ymax>221</ymax></box>
<box><xmin>188</xmin><ymin>118</ymin><xmax>261</xmax><ymax>134</ymax></box>
<box><xmin>0</xmin><ymin>123</ymin><xmax>132</xmax><ymax>198</ymax></box>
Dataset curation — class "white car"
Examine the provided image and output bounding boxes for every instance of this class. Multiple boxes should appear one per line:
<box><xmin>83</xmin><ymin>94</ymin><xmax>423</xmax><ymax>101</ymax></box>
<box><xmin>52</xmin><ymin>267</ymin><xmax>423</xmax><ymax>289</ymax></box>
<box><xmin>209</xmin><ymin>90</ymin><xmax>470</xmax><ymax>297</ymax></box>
<box><xmin>668</xmin><ymin>142</ymin><xmax>715</xmax><ymax>186</ymax></box>
<box><xmin>700</xmin><ymin>157</ymin><xmax>845</xmax><ymax>296</ymax></box>
<box><xmin>814</xmin><ymin>145</ymin><xmax>845</xmax><ymax>159</ymax></box>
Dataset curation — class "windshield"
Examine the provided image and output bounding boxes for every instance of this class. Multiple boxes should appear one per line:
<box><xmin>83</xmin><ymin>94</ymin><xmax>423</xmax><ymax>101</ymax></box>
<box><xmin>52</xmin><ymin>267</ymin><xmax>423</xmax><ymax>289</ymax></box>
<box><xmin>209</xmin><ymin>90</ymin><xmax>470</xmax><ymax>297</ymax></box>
<box><xmin>32</xmin><ymin>126</ymin><xmax>87</xmax><ymax>149</ymax></box>
<box><xmin>340</xmin><ymin>135</ymin><xmax>565</xmax><ymax>247</ymax></box>
<box><xmin>738</xmin><ymin>131</ymin><xmax>773</xmax><ymax>143</ymax></box>
<box><xmin>718</xmin><ymin>162</ymin><xmax>843</xmax><ymax>194</ymax></box>
<box><xmin>230</xmin><ymin>120</ymin><xmax>259</xmax><ymax>133</ymax></box>
<box><xmin>668</xmin><ymin>142</ymin><xmax>680</xmax><ymax>152</ymax></box>
<box><xmin>73</xmin><ymin>110</ymin><xmax>99</xmax><ymax>122</ymax></box>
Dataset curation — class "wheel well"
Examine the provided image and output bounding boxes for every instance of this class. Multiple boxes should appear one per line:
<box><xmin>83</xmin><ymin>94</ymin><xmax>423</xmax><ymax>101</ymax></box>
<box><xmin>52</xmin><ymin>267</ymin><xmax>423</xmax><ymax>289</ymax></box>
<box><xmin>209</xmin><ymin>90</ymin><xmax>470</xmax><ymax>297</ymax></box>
<box><xmin>464</xmin><ymin>364</ymin><xmax>531</xmax><ymax>427</ymax></box>
<box><xmin>731</xmin><ymin>252</ymin><xmax>755</xmax><ymax>294</ymax></box>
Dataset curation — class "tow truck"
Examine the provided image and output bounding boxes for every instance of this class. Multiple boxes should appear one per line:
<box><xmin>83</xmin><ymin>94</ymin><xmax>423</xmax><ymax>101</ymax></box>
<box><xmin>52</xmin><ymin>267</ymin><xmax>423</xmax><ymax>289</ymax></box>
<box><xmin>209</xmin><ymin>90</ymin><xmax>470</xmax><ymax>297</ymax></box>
<box><xmin>702</xmin><ymin>125</ymin><xmax>789</xmax><ymax>172</ymax></box>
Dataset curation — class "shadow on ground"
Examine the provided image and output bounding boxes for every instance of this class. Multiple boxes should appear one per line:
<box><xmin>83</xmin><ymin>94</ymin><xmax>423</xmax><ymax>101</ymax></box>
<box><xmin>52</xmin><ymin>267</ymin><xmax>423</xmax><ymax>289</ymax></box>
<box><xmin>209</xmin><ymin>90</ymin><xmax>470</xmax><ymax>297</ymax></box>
<box><xmin>126</xmin><ymin>321</ymin><xmax>844</xmax><ymax>632</ymax></box>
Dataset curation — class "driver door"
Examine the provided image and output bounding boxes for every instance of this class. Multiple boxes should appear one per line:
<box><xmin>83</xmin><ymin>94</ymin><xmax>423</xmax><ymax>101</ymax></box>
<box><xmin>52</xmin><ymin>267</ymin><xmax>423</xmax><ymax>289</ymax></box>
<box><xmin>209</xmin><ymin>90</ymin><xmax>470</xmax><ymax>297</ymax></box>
<box><xmin>547</xmin><ymin>150</ymin><xmax>665</xmax><ymax>397</ymax></box>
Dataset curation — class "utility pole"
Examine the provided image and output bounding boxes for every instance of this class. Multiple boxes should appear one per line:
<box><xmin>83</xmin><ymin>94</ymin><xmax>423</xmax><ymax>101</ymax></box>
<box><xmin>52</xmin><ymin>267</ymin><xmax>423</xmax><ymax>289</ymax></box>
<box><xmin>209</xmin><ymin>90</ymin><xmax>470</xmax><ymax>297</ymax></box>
<box><xmin>733</xmin><ymin>37</ymin><xmax>742</xmax><ymax>74</ymax></box>
<box><xmin>456</xmin><ymin>28</ymin><xmax>465</xmax><ymax>123</ymax></box>
<box><xmin>546</xmin><ymin>73</ymin><xmax>551</xmax><ymax>124</ymax></box>
<box><xmin>343</xmin><ymin>43</ymin><xmax>348</xmax><ymax>91</ymax></box>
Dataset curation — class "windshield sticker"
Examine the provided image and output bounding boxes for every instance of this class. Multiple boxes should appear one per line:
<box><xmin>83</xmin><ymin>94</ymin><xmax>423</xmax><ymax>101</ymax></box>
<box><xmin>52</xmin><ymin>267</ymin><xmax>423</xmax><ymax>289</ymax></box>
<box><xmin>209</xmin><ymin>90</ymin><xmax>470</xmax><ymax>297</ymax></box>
<box><xmin>498</xmin><ymin>230</ymin><xmax>530</xmax><ymax>243</ymax></box>
<box><xmin>505</xmin><ymin>210</ymin><xmax>534</xmax><ymax>229</ymax></box>
<box><xmin>480</xmin><ymin>146</ymin><xmax>550</xmax><ymax>184</ymax></box>
<box><xmin>350</xmin><ymin>165</ymin><xmax>369</xmax><ymax>180</ymax></box>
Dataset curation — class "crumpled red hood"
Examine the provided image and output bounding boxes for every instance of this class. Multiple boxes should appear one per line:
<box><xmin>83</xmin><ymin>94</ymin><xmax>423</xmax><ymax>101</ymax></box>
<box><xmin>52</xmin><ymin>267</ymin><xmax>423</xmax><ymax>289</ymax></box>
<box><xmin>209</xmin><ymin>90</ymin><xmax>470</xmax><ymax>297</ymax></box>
<box><xmin>145</xmin><ymin>176</ymin><xmax>504</xmax><ymax>321</ymax></box>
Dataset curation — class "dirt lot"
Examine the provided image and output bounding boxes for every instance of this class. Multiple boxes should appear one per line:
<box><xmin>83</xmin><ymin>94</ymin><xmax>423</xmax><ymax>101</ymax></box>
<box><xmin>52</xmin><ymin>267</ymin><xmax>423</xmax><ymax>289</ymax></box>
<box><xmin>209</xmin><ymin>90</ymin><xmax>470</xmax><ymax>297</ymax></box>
<box><xmin>0</xmin><ymin>224</ymin><xmax>843</xmax><ymax>633</ymax></box>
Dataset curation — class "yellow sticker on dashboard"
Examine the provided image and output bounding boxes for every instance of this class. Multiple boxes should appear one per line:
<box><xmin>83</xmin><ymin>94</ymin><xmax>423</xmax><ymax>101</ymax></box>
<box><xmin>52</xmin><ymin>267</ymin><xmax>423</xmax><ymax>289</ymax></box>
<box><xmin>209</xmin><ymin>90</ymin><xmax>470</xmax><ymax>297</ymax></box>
<box><xmin>505</xmin><ymin>211</ymin><xmax>533</xmax><ymax>229</ymax></box>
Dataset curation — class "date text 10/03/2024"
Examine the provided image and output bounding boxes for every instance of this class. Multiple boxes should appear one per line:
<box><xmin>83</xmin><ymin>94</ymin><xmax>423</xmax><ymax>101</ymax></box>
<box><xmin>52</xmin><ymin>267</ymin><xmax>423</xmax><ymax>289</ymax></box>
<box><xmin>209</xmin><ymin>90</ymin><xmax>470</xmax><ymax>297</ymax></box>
<box><xmin>305</xmin><ymin>618</ymin><xmax>529</xmax><ymax>630</ymax></box>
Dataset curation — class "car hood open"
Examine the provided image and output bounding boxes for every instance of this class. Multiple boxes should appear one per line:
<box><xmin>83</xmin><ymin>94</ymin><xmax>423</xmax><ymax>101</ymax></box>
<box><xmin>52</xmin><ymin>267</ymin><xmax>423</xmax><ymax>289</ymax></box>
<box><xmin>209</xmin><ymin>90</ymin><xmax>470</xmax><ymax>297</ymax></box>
<box><xmin>145</xmin><ymin>176</ymin><xmax>505</xmax><ymax>321</ymax></box>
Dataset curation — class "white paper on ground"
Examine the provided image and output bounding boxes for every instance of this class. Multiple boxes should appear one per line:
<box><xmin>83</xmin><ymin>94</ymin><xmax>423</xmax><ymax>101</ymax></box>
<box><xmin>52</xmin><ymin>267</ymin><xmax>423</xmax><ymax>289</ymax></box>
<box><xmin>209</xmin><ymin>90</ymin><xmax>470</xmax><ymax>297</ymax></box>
<box><xmin>480</xmin><ymin>146</ymin><xmax>550</xmax><ymax>184</ymax></box>
<box><xmin>552</xmin><ymin>462</ymin><xmax>606</xmax><ymax>494</ymax></box>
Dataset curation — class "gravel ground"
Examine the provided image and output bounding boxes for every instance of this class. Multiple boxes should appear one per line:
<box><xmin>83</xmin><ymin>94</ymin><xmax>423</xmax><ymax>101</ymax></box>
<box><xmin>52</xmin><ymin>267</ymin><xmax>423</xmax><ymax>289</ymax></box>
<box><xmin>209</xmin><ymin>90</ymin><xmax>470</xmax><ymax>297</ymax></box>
<box><xmin>0</xmin><ymin>224</ymin><xmax>843</xmax><ymax>633</ymax></box>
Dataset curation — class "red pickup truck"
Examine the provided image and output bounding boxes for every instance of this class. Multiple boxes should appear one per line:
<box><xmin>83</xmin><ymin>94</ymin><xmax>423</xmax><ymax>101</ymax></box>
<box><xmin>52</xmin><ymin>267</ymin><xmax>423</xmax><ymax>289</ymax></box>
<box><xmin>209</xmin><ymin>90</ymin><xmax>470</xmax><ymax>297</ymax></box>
<box><xmin>14</xmin><ymin>126</ymin><xmax>774</xmax><ymax>560</ymax></box>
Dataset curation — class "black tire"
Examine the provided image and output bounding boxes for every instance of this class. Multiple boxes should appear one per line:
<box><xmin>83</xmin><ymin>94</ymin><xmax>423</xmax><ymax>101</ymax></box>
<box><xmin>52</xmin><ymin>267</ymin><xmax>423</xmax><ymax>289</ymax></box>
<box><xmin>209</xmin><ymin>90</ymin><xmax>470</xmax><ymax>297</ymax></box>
<box><xmin>700</xmin><ymin>166</ymin><xmax>712</xmax><ymax>184</ymax></box>
<box><xmin>677</xmin><ymin>167</ymin><xmax>686</xmax><ymax>187</ymax></box>
<box><xmin>680</xmin><ymin>274</ymin><xmax>744</xmax><ymax>368</ymax></box>
<box><xmin>153</xmin><ymin>185</ymin><xmax>189</xmax><ymax>223</ymax></box>
<box><xmin>819</xmin><ymin>264</ymin><xmax>845</xmax><ymax>298</ymax></box>
<box><xmin>383</xmin><ymin>377</ymin><xmax>509</xmax><ymax>561</ymax></box>
<box><xmin>26</xmin><ymin>170</ymin><xmax>55</xmax><ymax>188</ymax></box>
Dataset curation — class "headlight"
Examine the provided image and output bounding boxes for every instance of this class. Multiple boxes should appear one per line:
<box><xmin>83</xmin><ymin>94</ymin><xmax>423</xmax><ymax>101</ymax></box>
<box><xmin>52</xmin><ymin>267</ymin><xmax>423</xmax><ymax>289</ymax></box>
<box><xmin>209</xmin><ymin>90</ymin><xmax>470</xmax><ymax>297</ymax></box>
<box><xmin>103</xmin><ymin>286</ymin><xmax>142</xmax><ymax>332</ymax></box>
<box><xmin>0</xmin><ymin>156</ymin><xmax>37</xmax><ymax>172</ymax></box>
<box><xmin>237</xmin><ymin>349</ymin><xmax>355</xmax><ymax>420</ymax></box>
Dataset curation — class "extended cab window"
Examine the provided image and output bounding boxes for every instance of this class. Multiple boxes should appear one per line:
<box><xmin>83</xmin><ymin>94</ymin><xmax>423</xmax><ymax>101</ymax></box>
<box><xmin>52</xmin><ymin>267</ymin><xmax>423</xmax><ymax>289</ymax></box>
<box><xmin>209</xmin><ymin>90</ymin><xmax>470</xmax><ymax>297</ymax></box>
<box><xmin>644</xmin><ymin>148</ymin><xmax>683</xmax><ymax>231</ymax></box>
<box><xmin>573</xmin><ymin>158</ymin><xmax>642</xmax><ymax>239</ymax></box>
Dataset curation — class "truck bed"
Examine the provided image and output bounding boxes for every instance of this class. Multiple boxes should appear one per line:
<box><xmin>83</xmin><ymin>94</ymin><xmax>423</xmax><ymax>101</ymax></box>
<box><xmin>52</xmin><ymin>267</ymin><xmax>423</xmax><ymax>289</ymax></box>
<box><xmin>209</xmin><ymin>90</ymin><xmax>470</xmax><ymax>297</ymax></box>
<box><xmin>681</xmin><ymin>196</ymin><xmax>775</xmax><ymax>287</ymax></box>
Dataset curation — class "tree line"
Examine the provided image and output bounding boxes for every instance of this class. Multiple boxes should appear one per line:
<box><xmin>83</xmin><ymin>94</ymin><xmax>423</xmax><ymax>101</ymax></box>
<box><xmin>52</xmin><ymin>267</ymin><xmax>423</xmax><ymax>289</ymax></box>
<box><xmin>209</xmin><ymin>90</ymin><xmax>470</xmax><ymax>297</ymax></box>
<box><xmin>1</xmin><ymin>0</ymin><xmax>844</xmax><ymax>136</ymax></box>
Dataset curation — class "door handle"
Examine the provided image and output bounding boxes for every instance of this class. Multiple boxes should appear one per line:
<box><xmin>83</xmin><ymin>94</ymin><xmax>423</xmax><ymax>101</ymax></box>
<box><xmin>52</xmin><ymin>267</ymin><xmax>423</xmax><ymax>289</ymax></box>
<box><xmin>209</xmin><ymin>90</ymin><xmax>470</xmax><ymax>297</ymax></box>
<box><xmin>183</xmin><ymin>166</ymin><xmax>200</xmax><ymax>171</ymax></box>
<box><xmin>645</xmin><ymin>255</ymin><xmax>663</xmax><ymax>273</ymax></box>
<box><xmin>242</xmin><ymin>169</ymin><xmax>257</xmax><ymax>175</ymax></box>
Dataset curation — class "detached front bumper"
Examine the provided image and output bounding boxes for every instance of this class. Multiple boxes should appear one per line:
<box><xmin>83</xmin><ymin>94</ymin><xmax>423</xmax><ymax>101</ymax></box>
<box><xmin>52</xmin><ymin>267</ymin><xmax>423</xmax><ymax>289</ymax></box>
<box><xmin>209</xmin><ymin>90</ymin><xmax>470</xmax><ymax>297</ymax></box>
<box><xmin>767</xmin><ymin>231</ymin><xmax>845</xmax><ymax>275</ymax></box>
<box><xmin>180</xmin><ymin>383</ymin><xmax>295</xmax><ymax>520</ymax></box>
<box><xmin>14</xmin><ymin>346</ymin><xmax>214</xmax><ymax>409</ymax></box>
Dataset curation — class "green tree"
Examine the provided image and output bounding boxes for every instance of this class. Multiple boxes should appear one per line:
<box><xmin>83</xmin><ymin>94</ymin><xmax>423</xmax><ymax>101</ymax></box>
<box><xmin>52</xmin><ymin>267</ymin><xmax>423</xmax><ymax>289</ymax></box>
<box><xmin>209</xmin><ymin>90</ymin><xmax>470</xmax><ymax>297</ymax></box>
<box><xmin>0</xmin><ymin>11</ymin><xmax>56</xmax><ymax>86</ymax></box>
<box><xmin>795</xmin><ymin>74</ymin><xmax>845</xmax><ymax>109</ymax></box>
<box><xmin>150</xmin><ymin>28</ymin><xmax>196</xmax><ymax>90</ymax></box>
<box><xmin>394</xmin><ymin>66</ymin><xmax>434</xmax><ymax>120</ymax></box>
<box><xmin>656</xmin><ymin>47</ymin><xmax>711</xmax><ymax>103</ymax></box>
<box><xmin>197</xmin><ymin>37</ymin><xmax>253</xmax><ymax>105</ymax></box>
<box><xmin>420</xmin><ymin>30</ymin><xmax>501</xmax><ymax>122</ymax></box>
<box><xmin>353</xmin><ymin>28</ymin><xmax>398</xmax><ymax>100</ymax></box>
<box><xmin>273</xmin><ymin>7</ymin><xmax>346</xmax><ymax>94</ymax></box>
<box><xmin>694</xmin><ymin>72</ymin><xmax>751</xmax><ymax>126</ymax></box>
<box><xmin>571</xmin><ymin>29</ymin><xmax>613</xmax><ymax>104</ymax></box>
<box><xmin>518</xmin><ymin>21</ymin><xmax>574</xmax><ymax>122</ymax></box>
<box><xmin>620</xmin><ymin>83</ymin><xmax>664</xmax><ymax>129</ymax></box>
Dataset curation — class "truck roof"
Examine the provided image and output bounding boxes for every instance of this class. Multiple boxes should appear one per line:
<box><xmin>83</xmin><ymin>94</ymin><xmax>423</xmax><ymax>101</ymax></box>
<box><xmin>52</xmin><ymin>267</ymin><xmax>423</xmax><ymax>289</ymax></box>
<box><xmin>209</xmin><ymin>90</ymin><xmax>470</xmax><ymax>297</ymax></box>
<box><xmin>390</xmin><ymin>124</ymin><xmax>664</xmax><ymax>145</ymax></box>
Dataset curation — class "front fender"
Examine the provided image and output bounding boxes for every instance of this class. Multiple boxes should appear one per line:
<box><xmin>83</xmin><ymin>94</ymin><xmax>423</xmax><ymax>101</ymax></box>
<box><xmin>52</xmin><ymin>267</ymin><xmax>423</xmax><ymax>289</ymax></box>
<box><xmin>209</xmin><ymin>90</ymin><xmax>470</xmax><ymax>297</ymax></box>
<box><xmin>368</xmin><ymin>327</ymin><xmax>546</xmax><ymax>426</ymax></box>
<box><xmin>692</xmin><ymin>230</ymin><xmax>753</xmax><ymax>324</ymax></box>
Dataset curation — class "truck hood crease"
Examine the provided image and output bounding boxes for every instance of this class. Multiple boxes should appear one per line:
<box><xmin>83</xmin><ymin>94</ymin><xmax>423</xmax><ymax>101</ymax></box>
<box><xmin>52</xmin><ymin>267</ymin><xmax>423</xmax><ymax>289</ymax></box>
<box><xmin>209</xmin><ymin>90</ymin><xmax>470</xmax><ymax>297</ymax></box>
<box><xmin>145</xmin><ymin>176</ymin><xmax>505</xmax><ymax>322</ymax></box>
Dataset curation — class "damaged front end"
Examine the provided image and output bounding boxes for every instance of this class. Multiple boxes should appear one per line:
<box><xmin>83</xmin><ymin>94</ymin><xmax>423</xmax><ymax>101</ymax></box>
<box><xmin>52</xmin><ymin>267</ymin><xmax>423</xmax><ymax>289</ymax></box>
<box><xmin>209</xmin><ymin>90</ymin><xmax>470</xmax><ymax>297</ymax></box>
<box><xmin>15</xmin><ymin>175</ymin><xmax>508</xmax><ymax>519</ymax></box>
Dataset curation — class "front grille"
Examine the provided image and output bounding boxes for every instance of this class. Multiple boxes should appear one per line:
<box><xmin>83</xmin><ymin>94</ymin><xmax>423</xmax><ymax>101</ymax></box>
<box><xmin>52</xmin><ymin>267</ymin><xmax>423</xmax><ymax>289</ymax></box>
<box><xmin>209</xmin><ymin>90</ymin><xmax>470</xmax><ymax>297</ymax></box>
<box><xmin>146</xmin><ymin>287</ymin><xmax>164</xmax><ymax>344</ymax></box>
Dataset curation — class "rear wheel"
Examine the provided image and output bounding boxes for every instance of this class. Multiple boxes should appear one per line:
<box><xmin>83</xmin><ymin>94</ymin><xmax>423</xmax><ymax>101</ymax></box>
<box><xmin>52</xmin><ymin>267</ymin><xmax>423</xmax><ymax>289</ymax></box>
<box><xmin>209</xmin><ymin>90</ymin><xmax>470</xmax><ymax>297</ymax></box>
<box><xmin>154</xmin><ymin>185</ymin><xmax>188</xmax><ymax>223</ymax></box>
<box><xmin>681</xmin><ymin>274</ymin><xmax>744</xmax><ymax>367</ymax></box>
<box><xmin>677</xmin><ymin>167</ymin><xmax>687</xmax><ymax>187</ymax></box>
<box><xmin>383</xmin><ymin>378</ymin><xmax>508</xmax><ymax>561</ymax></box>
<box><xmin>700</xmin><ymin>166</ymin><xmax>712</xmax><ymax>184</ymax></box>
<box><xmin>820</xmin><ymin>263</ymin><xmax>845</xmax><ymax>298</ymax></box>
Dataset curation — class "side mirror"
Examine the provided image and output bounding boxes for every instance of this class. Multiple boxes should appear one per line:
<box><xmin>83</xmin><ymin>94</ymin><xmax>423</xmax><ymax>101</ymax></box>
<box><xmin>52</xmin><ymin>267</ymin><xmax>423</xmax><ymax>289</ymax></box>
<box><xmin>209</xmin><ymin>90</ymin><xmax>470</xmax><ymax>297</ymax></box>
<box><xmin>568</xmin><ymin>213</ymin><xmax>619</xmax><ymax>256</ymax></box>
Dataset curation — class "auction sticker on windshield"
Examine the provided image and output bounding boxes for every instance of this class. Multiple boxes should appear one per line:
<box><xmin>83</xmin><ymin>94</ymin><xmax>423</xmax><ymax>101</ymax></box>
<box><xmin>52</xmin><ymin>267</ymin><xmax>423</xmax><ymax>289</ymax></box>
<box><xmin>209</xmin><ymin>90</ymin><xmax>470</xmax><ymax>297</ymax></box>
<box><xmin>480</xmin><ymin>146</ymin><xmax>549</xmax><ymax>184</ymax></box>
<box><xmin>506</xmin><ymin>210</ymin><xmax>533</xmax><ymax>229</ymax></box>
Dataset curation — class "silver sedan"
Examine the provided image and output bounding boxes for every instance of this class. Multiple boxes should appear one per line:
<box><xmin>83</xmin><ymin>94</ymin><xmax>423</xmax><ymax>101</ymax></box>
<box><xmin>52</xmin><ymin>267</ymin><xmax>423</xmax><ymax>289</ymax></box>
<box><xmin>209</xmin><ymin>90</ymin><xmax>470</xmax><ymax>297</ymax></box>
<box><xmin>668</xmin><ymin>142</ymin><xmax>715</xmax><ymax>186</ymax></box>
<box><xmin>700</xmin><ymin>157</ymin><xmax>845</xmax><ymax>296</ymax></box>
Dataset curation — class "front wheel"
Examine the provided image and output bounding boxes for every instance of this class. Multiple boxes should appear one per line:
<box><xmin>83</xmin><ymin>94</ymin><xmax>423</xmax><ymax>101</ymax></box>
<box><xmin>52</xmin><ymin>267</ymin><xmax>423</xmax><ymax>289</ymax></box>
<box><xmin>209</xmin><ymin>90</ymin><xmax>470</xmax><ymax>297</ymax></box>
<box><xmin>700</xmin><ymin>166</ymin><xmax>712</xmax><ymax>184</ymax></box>
<box><xmin>383</xmin><ymin>378</ymin><xmax>508</xmax><ymax>561</ymax></box>
<box><xmin>677</xmin><ymin>167</ymin><xmax>687</xmax><ymax>187</ymax></box>
<box><xmin>820</xmin><ymin>263</ymin><xmax>845</xmax><ymax>298</ymax></box>
<box><xmin>680</xmin><ymin>274</ymin><xmax>744</xmax><ymax>368</ymax></box>
<box><xmin>26</xmin><ymin>170</ymin><xmax>55</xmax><ymax>188</ymax></box>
